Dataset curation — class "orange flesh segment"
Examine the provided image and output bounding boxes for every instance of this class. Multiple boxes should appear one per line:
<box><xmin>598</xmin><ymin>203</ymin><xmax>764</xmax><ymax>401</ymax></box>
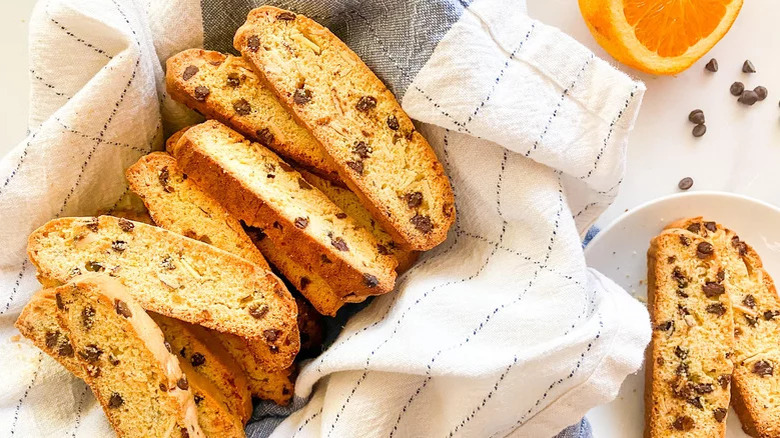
<box><xmin>623</xmin><ymin>0</ymin><xmax>729</xmax><ymax>57</ymax></box>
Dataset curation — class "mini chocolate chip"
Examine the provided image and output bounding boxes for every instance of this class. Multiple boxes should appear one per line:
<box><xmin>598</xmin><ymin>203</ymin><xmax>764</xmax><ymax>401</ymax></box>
<box><xmin>331</xmin><ymin>237</ymin><xmax>349</xmax><ymax>251</ymax></box>
<box><xmin>273</xmin><ymin>221</ymin><xmax>283</xmax><ymax>230</ymax></box>
<box><xmin>226</xmin><ymin>72</ymin><xmax>241</xmax><ymax>87</ymax></box>
<box><xmin>713</xmin><ymin>407</ymin><xmax>727</xmax><ymax>422</ymax></box>
<box><xmin>679</xmin><ymin>235</ymin><xmax>691</xmax><ymax>246</ymax></box>
<box><xmin>704</xmin><ymin>221</ymin><xmax>717</xmax><ymax>232</ymax></box>
<box><xmin>267</xmin><ymin>173</ymin><xmax>275</xmax><ymax>179</ymax></box>
<box><xmin>45</xmin><ymin>331</ymin><xmax>60</xmax><ymax>349</ymax></box>
<box><xmin>410</xmin><ymin>214</ymin><xmax>433</xmax><ymax>234</ymax></box>
<box><xmin>718</xmin><ymin>374</ymin><xmax>731</xmax><ymax>389</ymax></box>
<box><xmin>79</xmin><ymin>344</ymin><xmax>103</xmax><ymax>363</ymax></box>
<box><xmin>247</xmin><ymin>35</ymin><xmax>261</xmax><ymax>52</ymax></box>
<box><xmin>177</xmin><ymin>375</ymin><xmax>189</xmax><ymax>390</ymax></box>
<box><xmin>676</xmin><ymin>290</ymin><xmax>689</xmax><ymax>298</ymax></box>
<box><xmin>300</xmin><ymin>277</ymin><xmax>311</xmax><ymax>289</ymax></box>
<box><xmin>377</xmin><ymin>244</ymin><xmax>390</xmax><ymax>255</ymax></box>
<box><xmin>696</xmin><ymin>241</ymin><xmax>714</xmax><ymax>258</ymax></box>
<box><xmin>114</xmin><ymin>299</ymin><xmax>132</xmax><ymax>318</ymax></box>
<box><xmin>675</xmin><ymin>362</ymin><xmax>688</xmax><ymax>376</ymax></box>
<box><xmin>321</xmin><ymin>254</ymin><xmax>332</xmax><ymax>263</ymax></box>
<box><xmin>674</xmin><ymin>346</ymin><xmax>688</xmax><ymax>359</ymax></box>
<box><xmin>335</xmin><ymin>212</ymin><xmax>347</xmax><ymax>219</ymax></box>
<box><xmin>702</xmin><ymin>282</ymin><xmax>725</xmax><ymax>298</ymax></box>
<box><xmin>353</xmin><ymin>141</ymin><xmax>370</xmax><ymax>158</ymax></box>
<box><xmin>181</xmin><ymin>427</ymin><xmax>190</xmax><ymax>438</ymax></box>
<box><xmin>743</xmin><ymin>294</ymin><xmax>756</xmax><ymax>308</ymax></box>
<box><xmin>363</xmin><ymin>273</ymin><xmax>379</xmax><ymax>288</ymax></box>
<box><xmin>182</xmin><ymin>65</ymin><xmax>198</xmax><ymax>81</ymax></box>
<box><xmin>688</xmin><ymin>109</ymin><xmax>705</xmax><ymax>124</ymax></box>
<box><xmin>355</xmin><ymin>96</ymin><xmax>377</xmax><ymax>112</ymax></box>
<box><xmin>693</xmin><ymin>383</ymin><xmax>714</xmax><ymax>394</ymax></box>
<box><xmin>673</xmin><ymin>416</ymin><xmax>694</xmax><ymax>431</ymax></box>
<box><xmin>282</xmin><ymin>386</ymin><xmax>291</xmax><ymax>395</ymax></box>
<box><xmin>58</xmin><ymin>342</ymin><xmax>74</xmax><ymax>357</ymax></box>
<box><xmin>387</xmin><ymin>115</ymin><xmax>399</xmax><ymax>130</ymax></box>
<box><xmin>298</xmin><ymin>178</ymin><xmax>313</xmax><ymax>190</ymax></box>
<box><xmin>706</xmin><ymin>302</ymin><xmax>726</xmax><ymax>316</ymax></box>
<box><xmin>656</xmin><ymin>357</ymin><xmax>665</xmax><ymax>366</ymax></box>
<box><xmin>738</xmin><ymin>90</ymin><xmax>759</xmax><ymax>105</ymax></box>
<box><xmin>705</xmin><ymin>58</ymin><xmax>718</xmax><ymax>72</ymax></box>
<box><xmin>678</xmin><ymin>177</ymin><xmax>693</xmax><ymax>191</ymax></box>
<box><xmin>233</xmin><ymin>98</ymin><xmax>252</xmax><ymax>115</ymax></box>
<box><xmin>193</xmin><ymin>85</ymin><xmax>210</xmax><ymax>102</ymax></box>
<box><xmin>186</xmin><ymin>352</ymin><xmax>205</xmax><ymax>368</ymax></box>
<box><xmin>269</xmin><ymin>345</ymin><xmax>279</xmax><ymax>353</ymax></box>
<box><xmin>108</xmin><ymin>393</ymin><xmax>124</xmax><ymax>408</ymax></box>
<box><xmin>686</xmin><ymin>223</ymin><xmax>701</xmax><ymax>234</ymax></box>
<box><xmin>687</xmin><ymin>396</ymin><xmax>703</xmax><ymax>410</ymax></box>
<box><xmin>249</xmin><ymin>304</ymin><xmax>269</xmax><ymax>319</ymax></box>
<box><xmin>264</xmin><ymin>329</ymin><xmax>281</xmax><ymax>342</ymax></box>
<box><xmin>293</xmin><ymin>88</ymin><xmax>312</xmax><ymax>105</ymax></box>
<box><xmin>717</xmin><ymin>268</ymin><xmax>725</xmax><ymax>282</ymax></box>
<box><xmin>346</xmin><ymin>160</ymin><xmax>364</xmax><ymax>174</ymax></box>
<box><xmin>108</xmin><ymin>354</ymin><xmax>120</xmax><ymax>366</ymax></box>
<box><xmin>730</xmin><ymin>81</ymin><xmax>745</xmax><ymax>96</ymax></box>
<box><xmin>294</xmin><ymin>217</ymin><xmax>309</xmax><ymax>229</ymax></box>
<box><xmin>753</xmin><ymin>360</ymin><xmax>774</xmax><ymax>376</ymax></box>
<box><xmin>404</xmin><ymin>192</ymin><xmax>423</xmax><ymax>209</ymax></box>
<box><xmin>194</xmin><ymin>394</ymin><xmax>204</xmax><ymax>405</ymax></box>
<box><xmin>118</xmin><ymin>218</ymin><xmax>134</xmax><ymax>232</ymax></box>
<box><xmin>754</xmin><ymin>86</ymin><xmax>768</xmax><ymax>101</ymax></box>
<box><xmin>159</xmin><ymin>166</ymin><xmax>173</xmax><ymax>192</ymax></box>
<box><xmin>277</xmin><ymin>11</ymin><xmax>296</xmax><ymax>20</ymax></box>
<box><xmin>743</xmin><ymin>59</ymin><xmax>756</xmax><ymax>73</ymax></box>
<box><xmin>255</xmin><ymin>128</ymin><xmax>274</xmax><ymax>147</ymax></box>
<box><xmin>111</xmin><ymin>240</ymin><xmax>127</xmax><ymax>252</ymax></box>
<box><xmin>85</xmin><ymin>217</ymin><xmax>99</xmax><ymax>232</ymax></box>
<box><xmin>161</xmin><ymin>256</ymin><xmax>176</xmax><ymax>270</ymax></box>
<box><xmin>69</xmin><ymin>266</ymin><xmax>82</xmax><ymax>277</ymax></box>
<box><xmin>746</xmin><ymin>314</ymin><xmax>758</xmax><ymax>327</ymax></box>
<box><xmin>764</xmin><ymin>310</ymin><xmax>780</xmax><ymax>320</ymax></box>
<box><xmin>82</xmin><ymin>306</ymin><xmax>95</xmax><ymax>329</ymax></box>
<box><xmin>265</xmin><ymin>162</ymin><xmax>277</xmax><ymax>172</ymax></box>
<box><xmin>692</xmin><ymin>124</ymin><xmax>706</xmax><ymax>137</ymax></box>
<box><xmin>732</xmin><ymin>235</ymin><xmax>748</xmax><ymax>255</ymax></box>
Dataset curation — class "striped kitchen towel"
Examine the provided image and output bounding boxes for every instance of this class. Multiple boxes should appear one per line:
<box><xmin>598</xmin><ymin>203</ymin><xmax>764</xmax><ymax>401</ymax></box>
<box><xmin>0</xmin><ymin>0</ymin><xmax>649</xmax><ymax>436</ymax></box>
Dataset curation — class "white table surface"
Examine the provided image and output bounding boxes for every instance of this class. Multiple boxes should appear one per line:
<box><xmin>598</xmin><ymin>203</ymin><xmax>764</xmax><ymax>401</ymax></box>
<box><xmin>2</xmin><ymin>0</ymin><xmax>778</xmax><ymax>434</ymax></box>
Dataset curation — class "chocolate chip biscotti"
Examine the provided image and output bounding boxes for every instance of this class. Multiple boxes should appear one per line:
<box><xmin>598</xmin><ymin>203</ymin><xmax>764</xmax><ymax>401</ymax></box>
<box><xmin>169</xmin><ymin>120</ymin><xmax>397</xmax><ymax>299</ymax></box>
<box><xmin>234</xmin><ymin>6</ymin><xmax>455</xmax><ymax>251</ymax></box>
<box><xmin>27</xmin><ymin>215</ymin><xmax>300</xmax><ymax>370</ymax></box>
<box><xmin>669</xmin><ymin>218</ymin><xmax>780</xmax><ymax>438</ymax></box>
<box><xmin>645</xmin><ymin>229</ymin><xmax>734</xmax><ymax>437</ymax></box>
<box><xmin>47</xmin><ymin>276</ymin><xmax>204</xmax><ymax>437</ymax></box>
<box><xmin>166</xmin><ymin>49</ymin><xmax>341</xmax><ymax>182</ymax></box>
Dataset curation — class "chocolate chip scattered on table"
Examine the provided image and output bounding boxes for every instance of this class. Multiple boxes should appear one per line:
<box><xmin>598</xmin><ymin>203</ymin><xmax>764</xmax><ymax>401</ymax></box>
<box><xmin>687</xmin><ymin>109</ymin><xmax>706</xmax><ymax>137</ymax></box>
<box><xmin>678</xmin><ymin>177</ymin><xmax>694</xmax><ymax>191</ymax></box>
<box><xmin>742</xmin><ymin>59</ymin><xmax>756</xmax><ymax>73</ymax></box>
<box><xmin>730</xmin><ymin>81</ymin><xmax>744</xmax><ymax>96</ymax></box>
<box><xmin>705</xmin><ymin>58</ymin><xmax>718</xmax><ymax>72</ymax></box>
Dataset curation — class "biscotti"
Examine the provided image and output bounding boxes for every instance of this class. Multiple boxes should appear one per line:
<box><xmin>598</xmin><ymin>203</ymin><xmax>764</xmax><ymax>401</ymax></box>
<box><xmin>150</xmin><ymin>313</ymin><xmax>253</xmax><ymax>423</ymax></box>
<box><xmin>126</xmin><ymin>151</ymin><xmax>271</xmax><ymax>270</ymax></box>
<box><xmin>169</xmin><ymin>120</ymin><xmax>397</xmax><ymax>299</ymax></box>
<box><xmin>235</xmin><ymin>6</ymin><xmax>455</xmax><ymax>251</ymax></box>
<box><xmin>295</xmin><ymin>296</ymin><xmax>325</xmax><ymax>357</ymax></box>
<box><xmin>669</xmin><ymin>218</ymin><xmax>780</xmax><ymax>437</ymax></box>
<box><xmin>27</xmin><ymin>215</ymin><xmax>300</xmax><ymax>370</ymax></box>
<box><xmin>645</xmin><ymin>229</ymin><xmax>734</xmax><ymax>437</ymax></box>
<box><xmin>166</xmin><ymin>49</ymin><xmax>340</xmax><ymax>182</ymax></box>
<box><xmin>212</xmin><ymin>330</ymin><xmax>295</xmax><ymax>405</ymax></box>
<box><xmin>51</xmin><ymin>276</ymin><xmax>204</xmax><ymax>437</ymax></box>
<box><xmin>179</xmin><ymin>359</ymin><xmax>246</xmax><ymax>437</ymax></box>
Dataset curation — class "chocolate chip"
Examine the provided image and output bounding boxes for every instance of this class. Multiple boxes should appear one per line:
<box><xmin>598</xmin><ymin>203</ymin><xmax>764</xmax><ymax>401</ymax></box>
<box><xmin>226</xmin><ymin>72</ymin><xmax>241</xmax><ymax>88</ymax></box>
<box><xmin>247</xmin><ymin>35</ymin><xmax>261</xmax><ymax>52</ymax></box>
<box><xmin>387</xmin><ymin>115</ymin><xmax>399</xmax><ymax>130</ymax></box>
<box><xmin>177</xmin><ymin>375</ymin><xmax>189</xmax><ymax>390</ymax></box>
<box><xmin>300</xmin><ymin>277</ymin><xmax>311</xmax><ymax>289</ymax></box>
<box><xmin>273</xmin><ymin>221</ymin><xmax>283</xmax><ymax>230</ymax></box>
<box><xmin>282</xmin><ymin>386</ymin><xmax>291</xmax><ymax>395</ymax></box>
<box><xmin>263</xmin><ymin>329</ymin><xmax>281</xmax><ymax>342</ymax></box>
<box><xmin>249</xmin><ymin>304</ymin><xmax>269</xmax><ymax>319</ymax></box>
<box><xmin>693</xmin><ymin>383</ymin><xmax>714</xmax><ymax>394</ymax></box>
<box><xmin>182</xmin><ymin>65</ymin><xmax>198</xmax><ymax>81</ymax></box>
<box><xmin>58</xmin><ymin>341</ymin><xmax>74</xmax><ymax>357</ymax></box>
<box><xmin>753</xmin><ymin>360</ymin><xmax>773</xmax><ymax>376</ymax></box>
<box><xmin>692</xmin><ymin>124</ymin><xmax>706</xmax><ymax>137</ymax></box>
<box><xmin>743</xmin><ymin>59</ymin><xmax>756</xmax><ymax>73</ymax></box>
<box><xmin>79</xmin><ymin>344</ymin><xmax>103</xmax><ymax>363</ymax></box>
<box><xmin>161</xmin><ymin>255</ymin><xmax>176</xmax><ymax>270</ymax></box>
<box><xmin>688</xmin><ymin>109</ymin><xmax>705</xmax><ymax>124</ymax></box>
<box><xmin>363</xmin><ymin>273</ymin><xmax>379</xmax><ymax>288</ymax></box>
<box><xmin>118</xmin><ymin>218</ymin><xmax>134</xmax><ymax>232</ymax></box>
<box><xmin>706</xmin><ymin>303</ymin><xmax>726</xmax><ymax>316</ymax></box>
<box><xmin>233</xmin><ymin>98</ymin><xmax>252</xmax><ymax>115</ymax></box>
<box><xmin>346</xmin><ymin>160</ymin><xmax>364</xmax><ymax>174</ymax></box>
<box><xmin>404</xmin><ymin>192</ymin><xmax>423</xmax><ymax>209</ymax></box>
<box><xmin>267</xmin><ymin>173</ymin><xmax>275</xmax><ymax>179</ymax></box>
<box><xmin>679</xmin><ymin>235</ymin><xmax>691</xmax><ymax>246</ymax></box>
<box><xmin>764</xmin><ymin>310</ymin><xmax>780</xmax><ymax>320</ymax></box>
<box><xmin>298</xmin><ymin>178</ymin><xmax>313</xmax><ymax>190</ymax></box>
<box><xmin>108</xmin><ymin>354</ymin><xmax>120</xmax><ymax>366</ymax></box>
<box><xmin>181</xmin><ymin>427</ymin><xmax>190</xmax><ymax>438</ymax></box>
<box><xmin>277</xmin><ymin>11</ymin><xmax>296</xmax><ymax>20</ymax></box>
<box><xmin>673</xmin><ymin>416</ymin><xmax>694</xmax><ymax>431</ymax></box>
<box><xmin>55</xmin><ymin>294</ymin><xmax>64</xmax><ymax>310</ymax></box>
<box><xmin>335</xmin><ymin>212</ymin><xmax>347</xmax><ymax>219</ymax></box>
<box><xmin>194</xmin><ymin>394</ymin><xmax>204</xmax><ymax>405</ymax></box>
<box><xmin>255</xmin><ymin>128</ymin><xmax>274</xmax><ymax>147</ymax></box>
<box><xmin>159</xmin><ymin>166</ymin><xmax>173</xmax><ymax>192</ymax></box>
<box><xmin>686</xmin><ymin>223</ymin><xmax>701</xmax><ymax>234</ymax></box>
<box><xmin>410</xmin><ymin>214</ymin><xmax>433</xmax><ymax>234</ymax></box>
<box><xmin>687</xmin><ymin>396</ymin><xmax>704</xmax><ymax>410</ymax></box>
<box><xmin>705</xmin><ymin>58</ymin><xmax>718</xmax><ymax>72</ymax></box>
<box><xmin>718</xmin><ymin>374</ymin><xmax>731</xmax><ymax>389</ymax></box>
<box><xmin>331</xmin><ymin>237</ymin><xmax>349</xmax><ymax>251</ymax></box>
<box><xmin>355</xmin><ymin>96</ymin><xmax>377</xmax><ymax>112</ymax></box>
<box><xmin>732</xmin><ymin>235</ymin><xmax>747</xmax><ymax>255</ymax></box>
<box><xmin>294</xmin><ymin>217</ymin><xmax>309</xmax><ymax>229</ymax></box>
<box><xmin>678</xmin><ymin>177</ymin><xmax>693</xmax><ymax>191</ymax></box>
<box><xmin>730</xmin><ymin>81</ymin><xmax>745</xmax><ymax>96</ymax></box>
<box><xmin>702</xmin><ymin>281</ymin><xmax>725</xmax><ymax>298</ymax></box>
<box><xmin>696</xmin><ymin>241</ymin><xmax>714</xmax><ymax>258</ymax></box>
<box><xmin>674</xmin><ymin>346</ymin><xmax>688</xmax><ymax>359</ymax></box>
<box><xmin>746</xmin><ymin>314</ymin><xmax>758</xmax><ymax>327</ymax></box>
<box><xmin>717</xmin><ymin>268</ymin><xmax>725</xmax><ymax>282</ymax></box>
<box><xmin>193</xmin><ymin>85</ymin><xmax>210</xmax><ymax>102</ymax></box>
<box><xmin>377</xmin><ymin>244</ymin><xmax>390</xmax><ymax>255</ymax></box>
<box><xmin>754</xmin><ymin>86</ymin><xmax>768</xmax><ymax>101</ymax></box>
<box><xmin>111</xmin><ymin>240</ymin><xmax>127</xmax><ymax>252</ymax></box>
<box><xmin>108</xmin><ymin>393</ymin><xmax>124</xmax><ymax>408</ymax></box>
<box><xmin>704</xmin><ymin>221</ymin><xmax>717</xmax><ymax>232</ymax></box>
<box><xmin>743</xmin><ymin>294</ymin><xmax>756</xmax><ymax>308</ymax></box>
<box><xmin>656</xmin><ymin>357</ymin><xmax>664</xmax><ymax>366</ymax></box>
<box><xmin>738</xmin><ymin>89</ymin><xmax>759</xmax><ymax>105</ymax></box>
<box><xmin>321</xmin><ymin>254</ymin><xmax>332</xmax><ymax>264</ymax></box>
<box><xmin>114</xmin><ymin>299</ymin><xmax>132</xmax><ymax>318</ymax></box>
<box><xmin>45</xmin><ymin>331</ymin><xmax>60</xmax><ymax>349</ymax></box>
<box><xmin>713</xmin><ymin>407</ymin><xmax>727</xmax><ymax>422</ymax></box>
<box><xmin>82</xmin><ymin>306</ymin><xmax>95</xmax><ymax>329</ymax></box>
<box><xmin>353</xmin><ymin>141</ymin><xmax>370</xmax><ymax>158</ymax></box>
<box><xmin>293</xmin><ymin>88</ymin><xmax>312</xmax><ymax>105</ymax></box>
<box><xmin>675</xmin><ymin>362</ymin><xmax>688</xmax><ymax>376</ymax></box>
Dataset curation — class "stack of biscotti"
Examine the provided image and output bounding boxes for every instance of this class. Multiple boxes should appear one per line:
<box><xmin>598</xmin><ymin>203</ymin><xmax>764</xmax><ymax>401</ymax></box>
<box><xmin>646</xmin><ymin>228</ymin><xmax>735</xmax><ymax>437</ymax></box>
<box><xmin>667</xmin><ymin>218</ymin><xmax>780</xmax><ymax>438</ymax></box>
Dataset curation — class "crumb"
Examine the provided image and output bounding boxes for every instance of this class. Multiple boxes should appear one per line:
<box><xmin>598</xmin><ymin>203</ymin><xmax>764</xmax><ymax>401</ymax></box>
<box><xmin>10</xmin><ymin>334</ymin><xmax>20</xmax><ymax>342</ymax></box>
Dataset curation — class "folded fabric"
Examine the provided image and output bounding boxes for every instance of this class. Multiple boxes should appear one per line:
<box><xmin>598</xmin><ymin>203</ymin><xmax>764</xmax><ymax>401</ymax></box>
<box><xmin>0</xmin><ymin>0</ymin><xmax>649</xmax><ymax>437</ymax></box>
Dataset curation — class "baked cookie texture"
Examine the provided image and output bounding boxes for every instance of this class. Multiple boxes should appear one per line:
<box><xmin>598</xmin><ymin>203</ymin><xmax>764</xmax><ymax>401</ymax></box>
<box><xmin>234</xmin><ymin>6</ymin><xmax>455</xmax><ymax>251</ymax></box>
<box><xmin>669</xmin><ymin>218</ymin><xmax>780</xmax><ymax>438</ymax></box>
<box><xmin>27</xmin><ymin>215</ymin><xmax>300</xmax><ymax>370</ymax></box>
<box><xmin>166</xmin><ymin>48</ymin><xmax>341</xmax><ymax>182</ymax></box>
<box><xmin>645</xmin><ymin>228</ymin><xmax>734</xmax><ymax>437</ymax></box>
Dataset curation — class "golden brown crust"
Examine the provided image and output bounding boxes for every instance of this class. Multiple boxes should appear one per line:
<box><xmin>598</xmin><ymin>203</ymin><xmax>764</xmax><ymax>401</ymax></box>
<box><xmin>165</xmin><ymin>49</ymin><xmax>341</xmax><ymax>182</ymax></box>
<box><xmin>178</xmin><ymin>359</ymin><xmax>246</xmax><ymax>437</ymax></box>
<box><xmin>234</xmin><ymin>6</ymin><xmax>455</xmax><ymax>251</ymax></box>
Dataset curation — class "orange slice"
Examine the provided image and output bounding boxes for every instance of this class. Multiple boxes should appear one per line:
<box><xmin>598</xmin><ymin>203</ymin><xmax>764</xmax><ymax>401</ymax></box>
<box><xmin>579</xmin><ymin>0</ymin><xmax>743</xmax><ymax>75</ymax></box>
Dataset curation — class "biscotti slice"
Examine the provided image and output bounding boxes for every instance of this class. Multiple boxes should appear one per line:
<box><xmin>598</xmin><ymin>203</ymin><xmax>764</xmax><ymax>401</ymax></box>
<box><xmin>645</xmin><ymin>229</ymin><xmax>734</xmax><ymax>437</ymax></box>
<box><xmin>669</xmin><ymin>218</ymin><xmax>780</xmax><ymax>437</ymax></box>
<box><xmin>27</xmin><ymin>215</ymin><xmax>300</xmax><ymax>370</ymax></box>
<box><xmin>212</xmin><ymin>330</ymin><xmax>295</xmax><ymax>405</ymax></box>
<box><xmin>169</xmin><ymin>120</ymin><xmax>397</xmax><ymax>299</ymax></box>
<box><xmin>179</xmin><ymin>359</ymin><xmax>246</xmax><ymax>437</ymax></box>
<box><xmin>166</xmin><ymin>49</ymin><xmax>340</xmax><ymax>182</ymax></box>
<box><xmin>295</xmin><ymin>296</ymin><xmax>325</xmax><ymax>357</ymax></box>
<box><xmin>150</xmin><ymin>312</ymin><xmax>253</xmax><ymax>424</ymax></box>
<box><xmin>234</xmin><ymin>6</ymin><xmax>456</xmax><ymax>251</ymax></box>
<box><xmin>127</xmin><ymin>151</ymin><xmax>271</xmax><ymax>270</ymax></box>
<box><xmin>54</xmin><ymin>275</ymin><xmax>204</xmax><ymax>437</ymax></box>
<box><xmin>299</xmin><ymin>169</ymin><xmax>418</xmax><ymax>273</ymax></box>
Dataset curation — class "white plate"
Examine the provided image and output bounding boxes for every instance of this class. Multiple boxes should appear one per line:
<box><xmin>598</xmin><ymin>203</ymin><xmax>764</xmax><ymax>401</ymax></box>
<box><xmin>585</xmin><ymin>191</ymin><xmax>780</xmax><ymax>437</ymax></box>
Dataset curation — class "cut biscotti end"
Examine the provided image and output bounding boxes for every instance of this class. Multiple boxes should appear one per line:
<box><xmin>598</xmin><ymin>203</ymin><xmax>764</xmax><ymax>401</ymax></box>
<box><xmin>170</xmin><ymin>120</ymin><xmax>397</xmax><ymax>298</ymax></box>
<box><xmin>150</xmin><ymin>312</ymin><xmax>253</xmax><ymax>424</ymax></box>
<box><xmin>27</xmin><ymin>215</ymin><xmax>300</xmax><ymax>369</ymax></box>
<box><xmin>234</xmin><ymin>6</ymin><xmax>456</xmax><ymax>251</ymax></box>
<box><xmin>166</xmin><ymin>126</ymin><xmax>192</xmax><ymax>152</ymax></box>
<box><xmin>165</xmin><ymin>48</ymin><xmax>341</xmax><ymax>182</ymax></box>
<box><xmin>645</xmin><ymin>229</ymin><xmax>734</xmax><ymax>437</ymax></box>
<box><xmin>126</xmin><ymin>151</ymin><xmax>271</xmax><ymax>271</ymax></box>
<box><xmin>179</xmin><ymin>359</ymin><xmax>246</xmax><ymax>437</ymax></box>
<box><xmin>53</xmin><ymin>275</ymin><xmax>204</xmax><ymax>438</ymax></box>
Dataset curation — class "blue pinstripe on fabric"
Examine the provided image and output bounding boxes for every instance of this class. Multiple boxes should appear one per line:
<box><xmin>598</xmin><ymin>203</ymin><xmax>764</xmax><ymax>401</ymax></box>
<box><xmin>46</xmin><ymin>3</ymin><xmax>114</xmax><ymax>60</ymax></box>
<box><xmin>9</xmin><ymin>352</ymin><xmax>43</xmax><ymax>436</ymax></box>
<box><xmin>0</xmin><ymin>130</ymin><xmax>39</xmax><ymax>197</ymax></box>
<box><xmin>581</xmin><ymin>86</ymin><xmax>638</xmax><ymax>180</ymax></box>
<box><xmin>54</xmin><ymin>117</ymin><xmax>159</xmax><ymax>154</ymax></box>
<box><xmin>70</xmin><ymin>383</ymin><xmax>90</xmax><ymax>438</ymax></box>
<box><xmin>30</xmin><ymin>69</ymin><xmax>72</xmax><ymax>99</ymax></box>
<box><xmin>291</xmin><ymin>407</ymin><xmax>323</xmax><ymax>438</ymax></box>
<box><xmin>0</xmin><ymin>259</ymin><xmax>29</xmax><ymax>316</ymax></box>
